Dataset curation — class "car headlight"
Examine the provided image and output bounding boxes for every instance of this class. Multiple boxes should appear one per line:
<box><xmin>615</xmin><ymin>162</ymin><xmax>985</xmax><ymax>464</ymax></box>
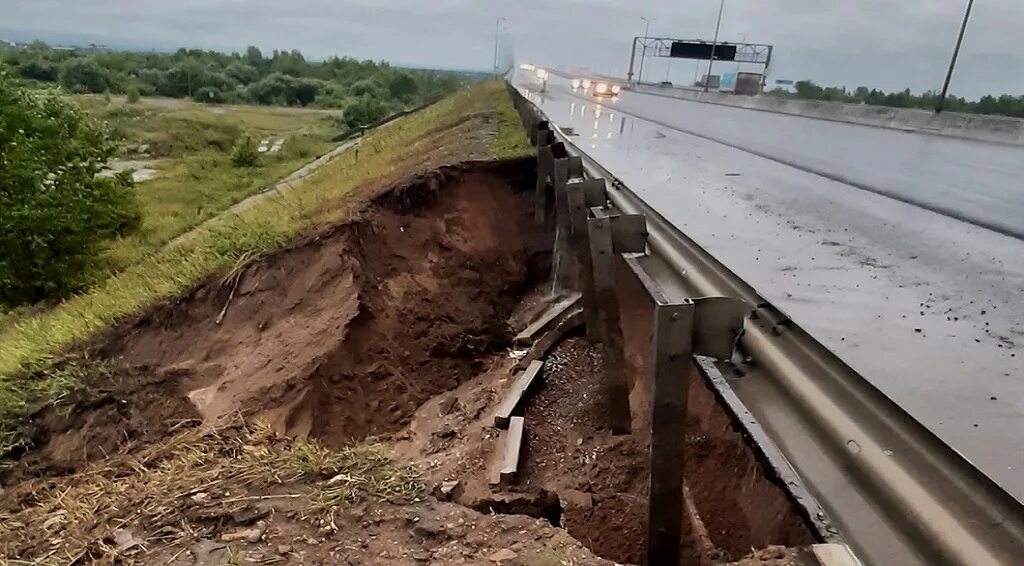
<box><xmin>582</xmin><ymin>79</ymin><xmax>592</xmax><ymax>89</ymax></box>
<box><xmin>536</xmin><ymin>69</ymin><xmax>548</xmax><ymax>79</ymax></box>
<box><xmin>595</xmin><ymin>83</ymin><xmax>609</xmax><ymax>94</ymax></box>
<box><xmin>571</xmin><ymin>79</ymin><xmax>581</xmax><ymax>89</ymax></box>
<box><xmin>611</xmin><ymin>84</ymin><xmax>621</xmax><ymax>94</ymax></box>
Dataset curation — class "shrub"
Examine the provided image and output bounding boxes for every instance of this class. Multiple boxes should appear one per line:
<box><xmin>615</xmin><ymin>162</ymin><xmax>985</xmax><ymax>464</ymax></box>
<box><xmin>343</xmin><ymin>96</ymin><xmax>390</xmax><ymax>128</ymax></box>
<box><xmin>193</xmin><ymin>86</ymin><xmax>224</xmax><ymax>103</ymax></box>
<box><xmin>0</xmin><ymin>74</ymin><xmax>140</xmax><ymax>306</ymax></box>
<box><xmin>230</xmin><ymin>135</ymin><xmax>260</xmax><ymax>167</ymax></box>
<box><xmin>126</xmin><ymin>83</ymin><xmax>141</xmax><ymax>103</ymax></box>
<box><xmin>57</xmin><ymin>57</ymin><xmax>110</xmax><ymax>94</ymax></box>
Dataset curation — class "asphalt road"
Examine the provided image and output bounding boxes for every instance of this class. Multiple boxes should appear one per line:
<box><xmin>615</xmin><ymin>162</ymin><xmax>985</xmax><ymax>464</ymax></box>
<box><xmin>514</xmin><ymin>72</ymin><xmax>1024</xmax><ymax>501</ymax></box>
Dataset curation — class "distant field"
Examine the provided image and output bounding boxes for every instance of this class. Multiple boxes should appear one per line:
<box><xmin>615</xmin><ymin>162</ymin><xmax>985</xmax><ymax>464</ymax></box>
<box><xmin>72</xmin><ymin>95</ymin><xmax>339</xmax><ymax>278</ymax></box>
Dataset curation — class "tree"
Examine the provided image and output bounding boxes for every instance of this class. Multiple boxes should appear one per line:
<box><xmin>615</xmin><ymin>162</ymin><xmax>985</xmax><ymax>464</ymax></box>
<box><xmin>349</xmin><ymin>78</ymin><xmax>383</xmax><ymax>98</ymax></box>
<box><xmin>388</xmin><ymin>72</ymin><xmax>418</xmax><ymax>101</ymax></box>
<box><xmin>343</xmin><ymin>95</ymin><xmax>390</xmax><ymax>128</ymax></box>
<box><xmin>58</xmin><ymin>57</ymin><xmax>110</xmax><ymax>93</ymax></box>
<box><xmin>245</xmin><ymin>46</ymin><xmax>264</xmax><ymax>68</ymax></box>
<box><xmin>0</xmin><ymin>74</ymin><xmax>140</xmax><ymax>305</ymax></box>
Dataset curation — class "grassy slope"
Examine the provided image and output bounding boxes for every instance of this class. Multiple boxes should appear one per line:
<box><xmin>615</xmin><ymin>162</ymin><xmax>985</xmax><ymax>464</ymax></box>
<box><xmin>75</xmin><ymin>96</ymin><xmax>338</xmax><ymax>275</ymax></box>
<box><xmin>0</xmin><ymin>81</ymin><xmax>530</xmax><ymax>452</ymax></box>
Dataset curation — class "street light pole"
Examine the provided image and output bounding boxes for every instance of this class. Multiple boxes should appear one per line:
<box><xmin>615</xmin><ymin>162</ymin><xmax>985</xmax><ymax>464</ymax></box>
<box><xmin>936</xmin><ymin>0</ymin><xmax>974</xmax><ymax>113</ymax></box>
<box><xmin>639</xmin><ymin>17</ymin><xmax>655</xmax><ymax>84</ymax></box>
<box><xmin>493</xmin><ymin>17</ymin><xmax>506</xmax><ymax>78</ymax></box>
<box><xmin>704</xmin><ymin>0</ymin><xmax>725</xmax><ymax>92</ymax></box>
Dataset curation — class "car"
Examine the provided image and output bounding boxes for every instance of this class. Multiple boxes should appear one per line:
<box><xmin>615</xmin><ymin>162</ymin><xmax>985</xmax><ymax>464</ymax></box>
<box><xmin>593</xmin><ymin>82</ymin><xmax>622</xmax><ymax>97</ymax></box>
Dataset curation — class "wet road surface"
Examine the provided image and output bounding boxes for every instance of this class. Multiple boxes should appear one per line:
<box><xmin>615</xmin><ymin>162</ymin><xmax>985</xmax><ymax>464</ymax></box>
<box><xmin>515</xmin><ymin>72</ymin><xmax>1024</xmax><ymax>500</ymax></box>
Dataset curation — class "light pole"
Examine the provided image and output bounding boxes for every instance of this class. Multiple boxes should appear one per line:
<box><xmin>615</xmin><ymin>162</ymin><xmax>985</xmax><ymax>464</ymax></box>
<box><xmin>704</xmin><ymin>0</ymin><xmax>725</xmax><ymax>92</ymax></box>
<box><xmin>639</xmin><ymin>17</ymin><xmax>655</xmax><ymax>84</ymax></box>
<box><xmin>936</xmin><ymin>0</ymin><xmax>974</xmax><ymax>113</ymax></box>
<box><xmin>493</xmin><ymin>17</ymin><xmax>506</xmax><ymax>78</ymax></box>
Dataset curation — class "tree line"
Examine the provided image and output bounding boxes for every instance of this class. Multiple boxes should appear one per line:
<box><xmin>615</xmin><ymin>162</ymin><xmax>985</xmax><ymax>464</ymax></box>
<box><xmin>0</xmin><ymin>42</ymin><xmax>477</xmax><ymax>127</ymax></box>
<box><xmin>0</xmin><ymin>42</ymin><xmax>484</xmax><ymax>310</ymax></box>
<box><xmin>770</xmin><ymin>80</ymin><xmax>1024</xmax><ymax>119</ymax></box>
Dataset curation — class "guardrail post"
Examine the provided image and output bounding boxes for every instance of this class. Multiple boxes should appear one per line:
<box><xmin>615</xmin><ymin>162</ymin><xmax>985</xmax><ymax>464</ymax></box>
<box><xmin>552</xmin><ymin>156</ymin><xmax>584</xmax><ymax>292</ymax></box>
<box><xmin>588</xmin><ymin>211</ymin><xmax>647</xmax><ymax>434</ymax></box>
<box><xmin>627</xmin><ymin>259</ymin><xmax>745</xmax><ymax>565</ymax></box>
<box><xmin>534</xmin><ymin>139</ymin><xmax>554</xmax><ymax>223</ymax></box>
<box><xmin>648</xmin><ymin>299</ymin><xmax>695</xmax><ymax>566</ymax></box>
<box><xmin>566</xmin><ymin>179</ymin><xmax>608</xmax><ymax>341</ymax></box>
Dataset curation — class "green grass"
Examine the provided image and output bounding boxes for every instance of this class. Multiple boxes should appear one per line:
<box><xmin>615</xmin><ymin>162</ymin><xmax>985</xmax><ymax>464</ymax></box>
<box><xmin>0</xmin><ymin>81</ymin><xmax>524</xmax><ymax>454</ymax></box>
<box><xmin>489</xmin><ymin>84</ymin><xmax>532</xmax><ymax>160</ymax></box>
<box><xmin>74</xmin><ymin>96</ymin><xmax>339</xmax><ymax>277</ymax></box>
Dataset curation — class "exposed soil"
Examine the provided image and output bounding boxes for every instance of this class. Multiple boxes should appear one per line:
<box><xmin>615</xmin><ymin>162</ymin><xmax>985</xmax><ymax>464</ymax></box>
<box><xmin>476</xmin><ymin>249</ymin><xmax>814</xmax><ymax>565</ymax></box>
<box><xmin>5</xmin><ymin>159</ymin><xmax>549</xmax><ymax>480</ymax></box>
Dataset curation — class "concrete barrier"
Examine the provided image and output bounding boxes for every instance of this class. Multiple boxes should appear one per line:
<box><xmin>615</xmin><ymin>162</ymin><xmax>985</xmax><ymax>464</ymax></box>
<box><xmin>632</xmin><ymin>84</ymin><xmax>1024</xmax><ymax>146</ymax></box>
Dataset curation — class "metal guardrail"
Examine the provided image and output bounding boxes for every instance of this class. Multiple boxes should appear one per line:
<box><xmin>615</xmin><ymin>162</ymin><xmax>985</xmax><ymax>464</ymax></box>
<box><xmin>505</xmin><ymin>80</ymin><xmax>1024</xmax><ymax>566</ymax></box>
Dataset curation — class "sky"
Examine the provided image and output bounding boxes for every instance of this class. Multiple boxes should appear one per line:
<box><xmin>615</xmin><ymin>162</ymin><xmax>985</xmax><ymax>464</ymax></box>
<box><xmin>1</xmin><ymin>0</ymin><xmax>1022</xmax><ymax>99</ymax></box>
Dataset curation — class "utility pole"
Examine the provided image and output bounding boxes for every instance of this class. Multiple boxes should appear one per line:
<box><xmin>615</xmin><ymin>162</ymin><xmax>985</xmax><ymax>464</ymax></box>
<box><xmin>493</xmin><ymin>17</ymin><xmax>506</xmax><ymax>78</ymax></box>
<box><xmin>704</xmin><ymin>0</ymin><xmax>725</xmax><ymax>92</ymax></box>
<box><xmin>639</xmin><ymin>17</ymin><xmax>655</xmax><ymax>84</ymax></box>
<box><xmin>936</xmin><ymin>0</ymin><xmax>974</xmax><ymax>113</ymax></box>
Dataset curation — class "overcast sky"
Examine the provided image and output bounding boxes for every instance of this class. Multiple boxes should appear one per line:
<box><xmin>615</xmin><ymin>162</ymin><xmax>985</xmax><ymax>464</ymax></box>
<box><xmin>2</xmin><ymin>0</ymin><xmax>1022</xmax><ymax>99</ymax></box>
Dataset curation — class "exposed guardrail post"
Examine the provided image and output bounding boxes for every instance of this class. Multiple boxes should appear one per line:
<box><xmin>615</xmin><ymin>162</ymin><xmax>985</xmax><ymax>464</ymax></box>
<box><xmin>566</xmin><ymin>178</ymin><xmax>608</xmax><ymax>341</ymax></box>
<box><xmin>588</xmin><ymin>209</ymin><xmax>647</xmax><ymax>434</ymax></box>
<box><xmin>621</xmin><ymin>254</ymin><xmax>747</xmax><ymax>564</ymax></box>
<box><xmin>552</xmin><ymin>155</ymin><xmax>585</xmax><ymax>291</ymax></box>
<box><xmin>648</xmin><ymin>298</ymin><xmax>695</xmax><ymax>566</ymax></box>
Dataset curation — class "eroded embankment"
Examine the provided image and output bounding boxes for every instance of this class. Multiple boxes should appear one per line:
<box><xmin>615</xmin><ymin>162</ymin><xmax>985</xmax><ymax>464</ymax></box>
<box><xmin>5</xmin><ymin>159</ymin><xmax>548</xmax><ymax>479</ymax></box>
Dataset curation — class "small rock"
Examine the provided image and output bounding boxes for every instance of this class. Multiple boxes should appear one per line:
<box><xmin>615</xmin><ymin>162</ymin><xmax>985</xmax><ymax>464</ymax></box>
<box><xmin>413</xmin><ymin>551</ymin><xmax>432</xmax><ymax>562</ymax></box>
<box><xmin>434</xmin><ymin>479</ymin><xmax>462</xmax><ymax>501</ymax></box>
<box><xmin>488</xmin><ymin>549</ymin><xmax>518</xmax><ymax>562</ymax></box>
<box><xmin>189</xmin><ymin>492</ymin><xmax>210</xmax><ymax>505</ymax></box>
<box><xmin>559</xmin><ymin>489</ymin><xmax>593</xmax><ymax>509</ymax></box>
<box><xmin>438</xmin><ymin>396</ymin><xmax>460</xmax><ymax>416</ymax></box>
<box><xmin>412</xmin><ymin>517</ymin><xmax>447</xmax><ymax>538</ymax></box>
<box><xmin>277</xmin><ymin>544</ymin><xmax>292</xmax><ymax>555</ymax></box>
<box><xmin>220</xmin><ymin>522</ymin><xmax>265</xmax><ymax>543</ymax></box>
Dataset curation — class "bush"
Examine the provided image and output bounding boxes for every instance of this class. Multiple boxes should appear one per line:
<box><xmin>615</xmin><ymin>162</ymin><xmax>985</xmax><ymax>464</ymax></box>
<box><xmin>230</xmin><ymin>135</ymin><xmax>260</xmax><ymax>167</ymax></box>
<box><xmin>343</xmin><ymin>96</ymin><xmax>391</xmax><ymax>128</ymax></box>
<box><xmin>126</xmin><ymin>83</ymin><xmax>141</xmax><ymax>103</ymax></box>
<box><xmin>193</xmin><ymin>86</ymin><xmax>224</xmax><ymax>103</ymax></box>
<box><xmin>0</xmin><ymin>75</ymin><xmax>140</xmax><ymax>306</ymax></box>
<box><xmin>58</xmin><ymin>57</ymin><xmax>110</xmax><ymax>93</ymax></box>
<box><xmin>388</xmin><ymin>72</ymin><xmax>418</xmax><ymax>101</ymax></box>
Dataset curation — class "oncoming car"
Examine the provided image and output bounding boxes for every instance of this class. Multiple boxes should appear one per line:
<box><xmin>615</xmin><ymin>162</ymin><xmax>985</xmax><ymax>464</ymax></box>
<box><xmin>592</xmin><ymin>82</ymin><xmax>622</xmax><ymax>97</ymax></box>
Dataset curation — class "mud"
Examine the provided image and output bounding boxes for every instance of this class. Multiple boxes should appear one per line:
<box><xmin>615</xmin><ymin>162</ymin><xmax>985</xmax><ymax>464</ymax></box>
<box><xmin>521</xmin><ymin>329</ymin><xmax>813</xmax><ymax>562</ymax></box>
<box><xmin>6</xmin><ymin>159</ymin><xmax>548</xmax><ymax>478</ymax></box>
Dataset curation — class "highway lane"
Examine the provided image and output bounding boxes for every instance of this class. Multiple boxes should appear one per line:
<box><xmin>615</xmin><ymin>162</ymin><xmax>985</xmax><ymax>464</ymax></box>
<box><xmin>556</xmin><ymin>74</ymin><xmax>1024</xmax><ymax>240</ymax></box>
<box><xmin>514</xmin><ymin>72</ymin><xmax>1024</xmax><ymax>502</ymax></box>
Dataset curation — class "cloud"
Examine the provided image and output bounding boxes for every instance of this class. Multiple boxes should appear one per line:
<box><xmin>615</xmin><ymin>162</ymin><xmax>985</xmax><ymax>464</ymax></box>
<box><xmin>1</xmin><ymin>0</ymin><xmax>1021</xmax><ymax>97</ymax></box>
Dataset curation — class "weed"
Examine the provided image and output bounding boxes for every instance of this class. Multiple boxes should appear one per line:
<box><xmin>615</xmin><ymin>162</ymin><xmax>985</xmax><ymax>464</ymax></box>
<box><xmin>0</xmin><ymin>420</ymin><xmax>423</xmax><ymax>562</ymax></box>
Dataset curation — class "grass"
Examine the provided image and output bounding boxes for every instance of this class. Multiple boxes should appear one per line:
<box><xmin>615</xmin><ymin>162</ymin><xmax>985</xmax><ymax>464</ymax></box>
<box><xmin>76</xmin><ymin>96</ymin><xmax>339</xmax><ymax>277</ymax></box>
<box><xmin>0</xmin><ymin>420</ymin><xmax>424</xmax><ymax>562</ymax></box>
<box><xmin>0</xmin><ymin>80</ymin><xmax>529</xmax><ymax>454</ymax></box>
